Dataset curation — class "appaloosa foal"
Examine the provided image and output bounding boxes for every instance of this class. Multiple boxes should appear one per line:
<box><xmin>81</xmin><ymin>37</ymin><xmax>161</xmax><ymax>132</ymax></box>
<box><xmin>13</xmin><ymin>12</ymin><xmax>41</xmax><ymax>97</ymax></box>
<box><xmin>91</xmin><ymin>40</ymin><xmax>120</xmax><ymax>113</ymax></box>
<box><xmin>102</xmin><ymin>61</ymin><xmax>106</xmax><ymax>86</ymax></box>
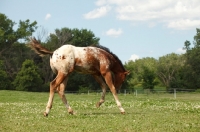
<box><xmin>29</xmin><ymin>38</ymin><xmax>129</xmax><ymax>116</ymax></box>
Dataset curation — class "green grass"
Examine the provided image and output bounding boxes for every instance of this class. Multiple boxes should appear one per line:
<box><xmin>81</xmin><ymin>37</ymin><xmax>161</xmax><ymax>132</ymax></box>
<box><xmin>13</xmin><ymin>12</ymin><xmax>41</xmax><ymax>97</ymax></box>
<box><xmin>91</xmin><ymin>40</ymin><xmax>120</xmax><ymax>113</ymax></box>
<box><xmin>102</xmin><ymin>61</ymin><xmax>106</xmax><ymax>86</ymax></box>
<box><xmin>0</xmin><ymin>90</ymin><xmax>200</xmax><ymax>132</ymax></box>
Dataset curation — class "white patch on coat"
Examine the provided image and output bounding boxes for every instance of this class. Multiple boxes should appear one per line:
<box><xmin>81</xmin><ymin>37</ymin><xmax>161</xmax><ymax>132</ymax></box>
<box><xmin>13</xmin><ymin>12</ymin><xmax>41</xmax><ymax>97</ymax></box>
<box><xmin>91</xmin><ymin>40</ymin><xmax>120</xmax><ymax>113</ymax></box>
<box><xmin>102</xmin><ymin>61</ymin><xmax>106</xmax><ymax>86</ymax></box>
<box><xmin>50</xmin><ymin>45</ymin><xmax>76</xmax><ymax>74</ymax></box>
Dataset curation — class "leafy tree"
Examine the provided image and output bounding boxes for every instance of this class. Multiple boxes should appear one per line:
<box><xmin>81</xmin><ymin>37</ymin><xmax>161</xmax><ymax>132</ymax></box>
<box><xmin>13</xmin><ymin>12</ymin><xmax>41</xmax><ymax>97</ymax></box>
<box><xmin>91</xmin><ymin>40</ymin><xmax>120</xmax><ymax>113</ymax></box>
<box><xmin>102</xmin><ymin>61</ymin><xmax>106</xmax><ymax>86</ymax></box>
<box><xmin>3</xmin><ymin>42</ymin><xmax>34</xmax><ymax>81</ymax></box>
<box><xmin>123</xmin><ymin>57</ymin><xmax>158</xmax><ymax>90</ymax></box>
<box><xmin>13</xmin><ymin>59</ymin><xmax>43</xmax><ymax>91</ymax></box>
<box><xmin>141</xmin><ymin>66</ymin><xmax>158</xmax><ymax>90</ymax></box>
<box><xmin>0</xmin><ymin>60</ymin><xmax>11</xmax><ymax>90</ymax></box>
<box><xmin>183</xmin><ymin>28</ymin><xmax>200</xmax><ymax>89</ymax></box>
<box><xmin>47</xmin><ymin>28</ymin><xmax>72</xmax><ymax>49</ymax></box>
<box><xmin>123</xmin><ymin>61</ymin><xmax>137</xmax><ymax>90</ymax></box>
<box><xmin>47</xmin><ymin>28</ymin><xmax>100</xmax><ymax>49</ymax></box>
<box><xmin>157</xmin><ymin>53</ymin><xmax>184</xmax><ymax>90</ymax></box>
<box><xmin>0</xmin><ymin>13</ymin><xmax>37</xmax><ymax>56</ymax></box>
<box><xmin>0</xmin><ymin>13</ymin><xmax>37</xmax><ymax>84</ymax></box>
<box><xmin>70</xmin><ymin>28</ymin><xmax>100</xmax><ymax>46</ymax></box>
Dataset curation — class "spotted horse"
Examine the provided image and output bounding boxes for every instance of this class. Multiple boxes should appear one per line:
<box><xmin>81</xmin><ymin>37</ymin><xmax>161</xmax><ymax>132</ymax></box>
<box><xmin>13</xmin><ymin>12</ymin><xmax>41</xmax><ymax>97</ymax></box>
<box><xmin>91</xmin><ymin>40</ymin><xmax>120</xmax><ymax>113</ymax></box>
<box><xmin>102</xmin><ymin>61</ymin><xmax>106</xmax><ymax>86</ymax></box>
<box><xmin>28</xmin><ymin>38</ymin><xmax>129</xmax><ymax>116</ymax></box>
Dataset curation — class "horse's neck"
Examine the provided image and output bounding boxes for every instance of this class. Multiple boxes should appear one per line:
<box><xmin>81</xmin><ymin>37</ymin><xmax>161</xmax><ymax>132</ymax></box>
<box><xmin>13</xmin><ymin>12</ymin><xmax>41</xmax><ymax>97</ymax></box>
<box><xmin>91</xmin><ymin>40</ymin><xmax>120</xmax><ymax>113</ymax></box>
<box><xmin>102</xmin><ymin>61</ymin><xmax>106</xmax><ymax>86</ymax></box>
<box><xmin>112</xmin><ymin>62</ymin><xmax>125</xmax><ymax>74</ymax></box>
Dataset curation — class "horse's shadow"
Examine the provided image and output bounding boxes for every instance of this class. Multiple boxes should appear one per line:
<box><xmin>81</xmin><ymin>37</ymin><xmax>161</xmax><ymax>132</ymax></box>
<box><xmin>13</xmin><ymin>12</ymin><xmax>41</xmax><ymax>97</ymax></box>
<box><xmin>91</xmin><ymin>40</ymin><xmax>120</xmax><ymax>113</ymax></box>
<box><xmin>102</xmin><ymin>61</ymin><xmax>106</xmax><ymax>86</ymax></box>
<box><xmin>81</xmin><ymin>112</ymin><xmax>133</xmax><ymax>116</ymax></box>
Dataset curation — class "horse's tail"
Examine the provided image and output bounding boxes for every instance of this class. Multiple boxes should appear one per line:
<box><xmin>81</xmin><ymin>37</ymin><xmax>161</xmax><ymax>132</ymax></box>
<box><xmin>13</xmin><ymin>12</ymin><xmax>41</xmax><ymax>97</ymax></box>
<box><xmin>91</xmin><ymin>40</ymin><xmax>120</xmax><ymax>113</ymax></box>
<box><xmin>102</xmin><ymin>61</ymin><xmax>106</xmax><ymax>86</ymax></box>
<box><xmin>28</xmin><ymin>37</ymin><xmax>53</xmax><ymax>57</ymax></box>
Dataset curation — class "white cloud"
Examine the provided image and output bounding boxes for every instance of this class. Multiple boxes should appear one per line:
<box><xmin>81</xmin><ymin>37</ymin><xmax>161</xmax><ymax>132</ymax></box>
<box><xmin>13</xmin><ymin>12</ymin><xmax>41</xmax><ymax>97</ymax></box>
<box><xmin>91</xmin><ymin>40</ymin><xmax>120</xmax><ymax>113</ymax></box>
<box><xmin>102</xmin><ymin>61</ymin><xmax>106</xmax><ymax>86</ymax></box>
<box><xmin>167</xmin><ymin>19</ymin><xmax>200</xmax><ymax>30</ymax></box>
<box><xmin>83</xmin><ymin>6</ymin><xmax>111</xmax><ymax>19</ymax></box>
<box><xmin>91</xmin><ymin>0</ymin><xmax>200</xmax><ymax>30</ymax></box>
<box><xmin>176</xmin><ymin>48</ymin><xmax>186</xmax><ymax>54</ymax></box>
<box><xmin>96</xmin><ymin>0</ymin><xmax>130</xmax><ymax>6</ymax></box>
<box><xmin>129</xmin><ymin>54</ymin><xmax>140</xmax><ymax>61</ymax></box>
<box><xmin>105</xmin><ymin>28</ymin><xmax>123</xmax><ymax>37</ymax></box>
<box><xmin>45</xmin><ymin>13</ymin><xmax>51</xmax><ymax>20</ymax></box>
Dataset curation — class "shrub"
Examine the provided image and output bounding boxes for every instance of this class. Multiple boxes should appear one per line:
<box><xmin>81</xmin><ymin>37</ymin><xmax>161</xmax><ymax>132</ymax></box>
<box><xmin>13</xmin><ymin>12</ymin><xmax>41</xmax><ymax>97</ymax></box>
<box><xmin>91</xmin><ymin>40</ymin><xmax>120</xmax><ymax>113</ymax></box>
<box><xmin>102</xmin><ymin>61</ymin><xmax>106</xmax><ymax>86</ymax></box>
<box><xmin>13</xmin><ymin>59</ymin><xmax>43</xmax><ymax>92</ymax></box>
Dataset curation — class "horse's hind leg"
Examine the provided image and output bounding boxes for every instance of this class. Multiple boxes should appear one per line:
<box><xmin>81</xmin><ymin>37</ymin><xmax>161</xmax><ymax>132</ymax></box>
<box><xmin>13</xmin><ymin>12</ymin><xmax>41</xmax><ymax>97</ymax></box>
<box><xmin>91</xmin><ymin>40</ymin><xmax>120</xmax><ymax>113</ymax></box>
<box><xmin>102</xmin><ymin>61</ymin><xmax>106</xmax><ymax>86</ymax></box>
<box><xmin>57</xmin><ymin>77</ymin><xmax>73</xmax><ymax>114</ymax></box>
<box><xmin>93</xmin><ymin>75</ymin><xmax>107</xmax><ymax>108</ymax></box>
<box><xmin>44</xmin><ymin>71</ymin><xmax>67</xmax><ymax>117</ymax></box>
<box><xmin>102</xmin><ymin>71</ymin><xmax>125</xmax><ymax>114</ymax></box>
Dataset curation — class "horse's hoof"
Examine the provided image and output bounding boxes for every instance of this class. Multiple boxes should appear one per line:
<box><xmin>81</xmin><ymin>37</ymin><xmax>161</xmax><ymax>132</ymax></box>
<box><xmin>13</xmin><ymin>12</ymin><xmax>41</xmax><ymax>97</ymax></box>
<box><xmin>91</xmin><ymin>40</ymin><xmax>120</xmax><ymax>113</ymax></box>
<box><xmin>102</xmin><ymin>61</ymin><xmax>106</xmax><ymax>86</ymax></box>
<box><xmin>44</xmin><ymin>112</ymin><xmax>48</xmax><ymax>117</ymax></box>
<box><xmin>68</xmin><ymin>109</ymin><xmax>74</xmax><ymax>115</ymax></box>
<box><xmin>96</xmin><ymin>102</ymin><xmax>100</xmax><ymax>108</ymax></box>
<box><xmin>121</xmin><ymin>111</ymin><xmax>125</xmax><ymax>114</ymax></box>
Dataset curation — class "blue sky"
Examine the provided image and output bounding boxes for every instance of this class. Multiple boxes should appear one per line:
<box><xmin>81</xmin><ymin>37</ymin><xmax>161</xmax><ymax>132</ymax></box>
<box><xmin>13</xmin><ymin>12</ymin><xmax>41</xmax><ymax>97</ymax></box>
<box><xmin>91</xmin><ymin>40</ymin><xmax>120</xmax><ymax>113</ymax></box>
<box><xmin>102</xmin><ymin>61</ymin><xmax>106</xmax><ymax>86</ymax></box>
<box><xmin>1</xmin><ymin>0</ymin><xmax>200</xmax><ymax>63</ymax></box>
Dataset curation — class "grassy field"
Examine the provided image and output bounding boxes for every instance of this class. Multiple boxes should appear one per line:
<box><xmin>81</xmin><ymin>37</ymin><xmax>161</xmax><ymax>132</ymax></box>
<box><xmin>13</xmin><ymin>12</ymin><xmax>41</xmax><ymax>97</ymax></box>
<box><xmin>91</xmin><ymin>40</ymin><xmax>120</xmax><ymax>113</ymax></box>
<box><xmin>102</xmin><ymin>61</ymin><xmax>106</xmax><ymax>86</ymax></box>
<box><xmin>0</xmin><ymin>90</ymin><xmax>200</xmax><ymax>132</ymax></box>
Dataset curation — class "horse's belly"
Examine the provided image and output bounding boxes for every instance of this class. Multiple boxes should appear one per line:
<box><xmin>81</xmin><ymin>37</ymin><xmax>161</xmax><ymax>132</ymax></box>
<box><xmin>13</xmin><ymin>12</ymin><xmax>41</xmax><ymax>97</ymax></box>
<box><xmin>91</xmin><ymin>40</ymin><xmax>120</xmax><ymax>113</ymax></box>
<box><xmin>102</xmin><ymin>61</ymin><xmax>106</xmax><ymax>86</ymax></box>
<box><xmin>74</xmin><ymin>66</ymin><xmax>97</xmax><ymax>74</ymax></box>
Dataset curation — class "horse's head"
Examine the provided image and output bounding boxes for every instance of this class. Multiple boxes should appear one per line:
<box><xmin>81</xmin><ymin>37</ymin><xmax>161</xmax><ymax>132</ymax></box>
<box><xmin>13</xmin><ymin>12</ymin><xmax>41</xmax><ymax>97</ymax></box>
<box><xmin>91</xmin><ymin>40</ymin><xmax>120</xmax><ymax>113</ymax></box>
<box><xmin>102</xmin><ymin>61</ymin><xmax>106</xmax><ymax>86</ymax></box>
<box><xmin>114</xmin><ymin>71</ymin><xmax>130</xmax><ymax>90</ymax></box>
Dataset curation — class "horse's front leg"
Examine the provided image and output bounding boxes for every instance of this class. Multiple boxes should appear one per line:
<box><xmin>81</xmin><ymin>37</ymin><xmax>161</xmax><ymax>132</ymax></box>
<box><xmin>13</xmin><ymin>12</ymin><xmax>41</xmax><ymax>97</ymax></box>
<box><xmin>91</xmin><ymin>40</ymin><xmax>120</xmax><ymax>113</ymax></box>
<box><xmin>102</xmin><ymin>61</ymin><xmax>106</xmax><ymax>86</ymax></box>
<box><xmin>103</xmin><ymin>71</ymin><xmax>125</xmax><ymax>114</ymax></box>
<box><xmin>58</xmin><ymin>77</ymin><xmax>73</xmax><ymax>115</ymax></box>
<box><xmin>93</xmin><ymin>75</ymin><xmax>107</xmax><ymax>108</ymax></box>
<box><xmin>96</xmin><ymin>88</ymin><xmax>106</xmax><ymax>108</ymax></box>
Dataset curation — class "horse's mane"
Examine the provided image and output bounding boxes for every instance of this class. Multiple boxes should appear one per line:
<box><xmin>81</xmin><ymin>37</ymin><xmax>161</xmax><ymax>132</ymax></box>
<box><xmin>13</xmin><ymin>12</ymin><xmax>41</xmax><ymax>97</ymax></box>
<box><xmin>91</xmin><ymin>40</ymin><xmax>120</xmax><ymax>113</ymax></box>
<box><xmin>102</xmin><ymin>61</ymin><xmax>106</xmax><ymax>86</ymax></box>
<box><xmin>91</xmin><ymin>45</ymin><xmax>126</xmax><ymax>72</ymax></box>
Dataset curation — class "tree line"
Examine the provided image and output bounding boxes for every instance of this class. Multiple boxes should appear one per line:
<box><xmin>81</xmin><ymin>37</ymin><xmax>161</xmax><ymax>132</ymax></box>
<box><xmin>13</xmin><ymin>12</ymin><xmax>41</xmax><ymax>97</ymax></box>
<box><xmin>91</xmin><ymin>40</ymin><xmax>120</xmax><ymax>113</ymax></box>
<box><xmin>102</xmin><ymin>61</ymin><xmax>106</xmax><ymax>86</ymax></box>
<box><xmin>0</xmin><ymin>13</ymin><xmax>200</xmax><ymax>92</ymax></box>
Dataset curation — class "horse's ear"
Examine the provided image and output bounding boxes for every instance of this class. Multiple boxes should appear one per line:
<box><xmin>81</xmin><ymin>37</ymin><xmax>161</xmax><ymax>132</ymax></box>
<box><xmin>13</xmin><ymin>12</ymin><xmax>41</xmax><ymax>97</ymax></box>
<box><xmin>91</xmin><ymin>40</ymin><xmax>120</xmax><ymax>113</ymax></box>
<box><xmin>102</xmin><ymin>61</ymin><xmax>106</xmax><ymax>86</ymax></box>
<box><xmin>124</xmin><ymin>71</ymin><xmax>130</xmax><ymax>75</ymax></box>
